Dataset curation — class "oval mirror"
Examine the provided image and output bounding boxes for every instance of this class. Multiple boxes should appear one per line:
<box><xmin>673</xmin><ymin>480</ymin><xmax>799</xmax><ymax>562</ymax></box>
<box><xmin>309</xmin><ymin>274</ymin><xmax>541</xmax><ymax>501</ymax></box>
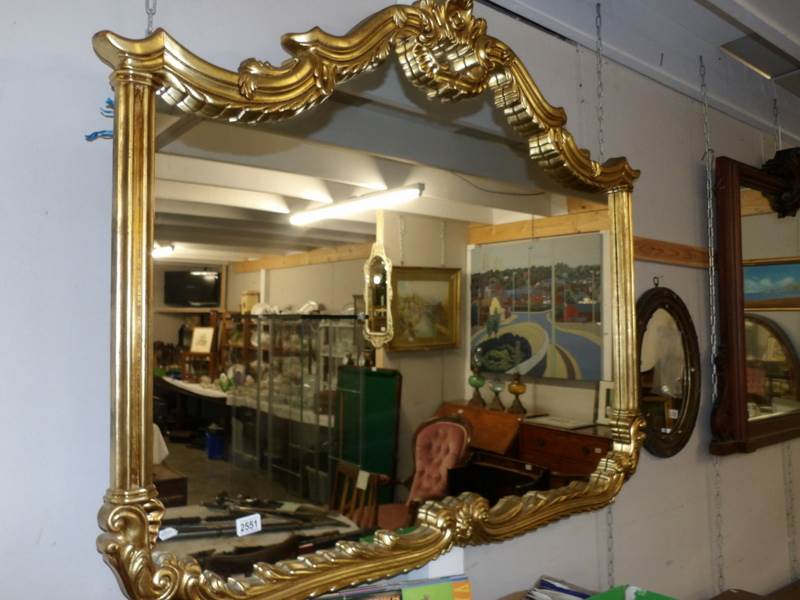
<box><xmin>364</xmin><ymin>243</ymin><xmax>393</xmax><ymax>348</ymax></box>
<box><xmin>743</xmin><ymin>313</ymin><xmax>800</xmax><ymax>421</ymax></box>
<box><xmin>636</xmin><ymin>286</ymin><xmax>700</xmax><ymax>457</ymax></box>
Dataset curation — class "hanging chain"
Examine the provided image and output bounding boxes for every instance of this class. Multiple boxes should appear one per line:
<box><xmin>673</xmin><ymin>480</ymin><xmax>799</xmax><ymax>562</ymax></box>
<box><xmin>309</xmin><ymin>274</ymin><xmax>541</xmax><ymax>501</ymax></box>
<box><xmin>783</xmin><ymin>442</ymin><xmax>799</xmax><ymax>579</ymax></box>
<box><xmin>772</xmin><ymin>83</ymin><xmax>783</xmax><ymax>151</ymax></box>
<box><xmin>700</xmin><ymin>56</ymin><xmax>718</xmax><ymax>412</ymax></box>
<box><xmin>595</xmin><ymin>6</ymin><xmax>613</xmax><ymax>588</ymax></box>
<box><xmin>595</xmin><ymin>3</ymin><xmax>606</xmax><ymax>163</ymax></box>
<box><xmin>701</xmin><ymin>55</ymin><xmax>725</xmax><ymax>595</ymax></box>
<box><xmin>606</xmin><ymin>504</ymin><xmax>615</xmax><ymax>589</ymax></box>
<box><xmin>145</xmin><ymin>0</ymin><xmax>158</xmax><ymax>35</ymax></box>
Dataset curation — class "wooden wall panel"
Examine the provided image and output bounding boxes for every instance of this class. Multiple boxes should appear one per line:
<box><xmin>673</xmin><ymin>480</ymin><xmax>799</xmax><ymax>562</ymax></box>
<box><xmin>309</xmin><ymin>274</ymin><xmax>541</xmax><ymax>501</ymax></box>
<box><xmin>469</xmin><ymin>213</ymin><xmax>709</xmax><ymax>269</ymax></box>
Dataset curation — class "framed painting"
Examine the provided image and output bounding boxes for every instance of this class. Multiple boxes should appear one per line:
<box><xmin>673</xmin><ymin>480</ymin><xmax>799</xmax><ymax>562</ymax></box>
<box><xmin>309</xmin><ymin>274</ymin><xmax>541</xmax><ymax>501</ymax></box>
<box><xmin>470</xmin><ymin>234</ymin><xmax>605</xmax><ymax>381</ymax></box>
<box><xmin>389</xmin><ymin>267</ymin><xmax>461</xmax><ymax>351</ymax></box>
<box><xmin>189</xmin><ymin>326</ymin><xmax>215</xmax><ymax>353</ymax></box>
<box><xmin>743</xmin><ymin>257</ymin><xmax>800</xmax><ymax>310</ymax></box>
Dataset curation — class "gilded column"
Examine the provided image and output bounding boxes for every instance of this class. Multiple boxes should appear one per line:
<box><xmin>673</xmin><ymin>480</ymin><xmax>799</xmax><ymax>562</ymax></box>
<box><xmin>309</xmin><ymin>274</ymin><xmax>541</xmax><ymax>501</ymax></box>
<box><xmin>607</xmin><ymin>186</ymin><xmax>639</xmax><ymax>435</ymax></box>
<box><xmin>106</xmin><ymin>70</ymin><xmax>157</xmax><ymax>506</ymax></box>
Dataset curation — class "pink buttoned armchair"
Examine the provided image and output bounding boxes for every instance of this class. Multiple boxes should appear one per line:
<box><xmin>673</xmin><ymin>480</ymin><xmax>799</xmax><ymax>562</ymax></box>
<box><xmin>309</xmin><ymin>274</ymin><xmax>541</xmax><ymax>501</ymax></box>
<box><xmin>377</xmin><ymin>416</ymin><xmax>472</xmax><ymax>530</ymax></box>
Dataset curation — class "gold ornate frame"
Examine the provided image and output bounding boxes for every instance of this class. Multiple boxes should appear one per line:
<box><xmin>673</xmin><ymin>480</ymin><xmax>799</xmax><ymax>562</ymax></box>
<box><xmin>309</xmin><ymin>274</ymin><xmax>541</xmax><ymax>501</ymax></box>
<box><xmin>363</xmin><ymin>241</ymin><xmax>394</xmax><ymax>348</ymax></box>
<box><xmin>93</xmin><ymin>1</ymin><xmax>642</xmax><ymax>598</ymax></box>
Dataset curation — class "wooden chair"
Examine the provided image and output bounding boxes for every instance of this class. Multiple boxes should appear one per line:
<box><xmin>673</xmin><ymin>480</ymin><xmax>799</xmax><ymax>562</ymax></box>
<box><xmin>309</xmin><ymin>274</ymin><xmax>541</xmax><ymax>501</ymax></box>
<box><xmin>329</xmin><ymin>460</ymin><xmax>380</xmax><ymax>529</ymax></box>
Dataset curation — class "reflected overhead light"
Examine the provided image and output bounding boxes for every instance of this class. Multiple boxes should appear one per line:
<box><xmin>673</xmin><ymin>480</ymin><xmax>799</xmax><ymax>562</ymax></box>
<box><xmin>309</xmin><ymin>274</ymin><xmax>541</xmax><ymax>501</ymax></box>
<box><xmin>289</xmin><ymin>184</ymin><xmax>424</xmax><ymax>226</ymax></box>
<box><xmin>190</xmin><ymin>270</ymin><xmax>220</xmax><ymax>281</ymax></box>
<box><xmin>152</xmin><ymin>242</ymin><xmax>174</xmax><ymax>259</ymax></box>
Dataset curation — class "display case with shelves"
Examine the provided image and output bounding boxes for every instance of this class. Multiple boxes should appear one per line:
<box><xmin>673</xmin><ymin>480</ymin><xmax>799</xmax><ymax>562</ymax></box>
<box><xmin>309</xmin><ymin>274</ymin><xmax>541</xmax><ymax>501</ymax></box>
<box><xmin>225</xmin><ymin>314</ymin><xmax>370</xmax><ymax>503</ymax></box>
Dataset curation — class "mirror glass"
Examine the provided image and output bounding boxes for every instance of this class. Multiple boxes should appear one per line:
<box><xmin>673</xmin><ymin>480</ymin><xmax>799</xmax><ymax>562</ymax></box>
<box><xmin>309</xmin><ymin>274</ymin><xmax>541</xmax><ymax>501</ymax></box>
<box><xmin>149</xmin><ymin>82</ymin><xmax>614</xmax><ymax>575</ymax></box>
<box><xmin>635</xmin><ymin>286</ymin><xmax>700</xmax><ymax>457</ymax></box>
<box><xmin>640</xmin><ymin>308</ymin><xmax>685</xmax><ymax>429</ymax></box>
<box><xmin>367</xmin><ymin>252</ymin><xmax>390</xmax><ymax>337</ymax></box>
<box><xmin>739</xmin><ymin>185</ymin><xmax>800</xmax><ymax>422</ymax></box>
<box><xmin>743</xmin><ymin>315</ymin><xmax>800</xmax><ymax>420</ymax></box>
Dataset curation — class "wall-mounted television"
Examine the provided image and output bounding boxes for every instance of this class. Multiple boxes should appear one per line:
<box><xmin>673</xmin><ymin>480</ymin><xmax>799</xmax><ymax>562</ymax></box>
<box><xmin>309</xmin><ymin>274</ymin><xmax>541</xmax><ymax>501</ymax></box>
<box><xmin>164</xmin><ymin>270</ymin><xmax>222</xmax><ymax>307</ymax></box>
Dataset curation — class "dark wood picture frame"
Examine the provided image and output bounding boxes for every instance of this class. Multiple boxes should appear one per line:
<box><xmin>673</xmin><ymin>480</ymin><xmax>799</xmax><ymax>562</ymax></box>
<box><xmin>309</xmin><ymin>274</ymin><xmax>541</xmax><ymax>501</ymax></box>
<box><xmin>636</xmin><ymin>286</ymin><xmax>701</xmax><ymax>457</ymax></box>
<box><xmin>711</xmin><ymin>153</ymin><xmax>800</xmax><ymax>454</ymax></box>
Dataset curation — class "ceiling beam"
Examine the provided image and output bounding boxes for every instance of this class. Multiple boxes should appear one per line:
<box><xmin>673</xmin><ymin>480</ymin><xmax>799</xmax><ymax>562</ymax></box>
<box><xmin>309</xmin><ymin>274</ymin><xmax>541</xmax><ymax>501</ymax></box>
<box><xmin>159</xmin><ymin>111</ymin><xmax>555</xmax><ymax>208</ymax></box>
<box><xmin>154</xmin><ymin>225</ymin><xmax>349</xmax><ymax>252</ymax></box>
<box><xmin>156</xmin><ymin>150</ymin><xmax>553</xmax><ymax>218</ymax></box>
<box><xmin>232</xmin><ymin>242</ymin><xmax>373</xmax><ymax>273</ymax></box>
<box><xmin>156</xmin><ymin>153</ymin><xmax>340</xmax><ymax>204</ymax></box>
<box><xmin>155</xmin><ymin>213</ymin><xmax>374</xmax><ymax>245</ymax></box>
<box><xmin>154</xmin><ymin>199</ymin><xmax>377</xmax><ymax>235</ymax></box>
<box><xmin>156</xmin><ymin>114</ymin><xmax>202</xmax><ymax>151</ymax></box>
<box><xmin>155</xmin><ymin>179</ymin><xmax>290</xmax><ymax>214</ymax></box>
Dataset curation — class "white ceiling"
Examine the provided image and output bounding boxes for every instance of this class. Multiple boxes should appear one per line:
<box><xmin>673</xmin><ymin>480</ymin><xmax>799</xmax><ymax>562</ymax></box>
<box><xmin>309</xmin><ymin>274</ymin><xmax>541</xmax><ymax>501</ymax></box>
<box><xmin>153</xmin><ymin>0</ymin><xmax>800</xmax><ymax>266</ymax></box>
<box><xmin>153</xmin><ymin>95</ymin><xmax>568</xmax><ymax>264</ymax></box>
<box><xmin>481</xmin><ymin>0</ymin><xmax>800</xmax><ymax>140</ymax></box>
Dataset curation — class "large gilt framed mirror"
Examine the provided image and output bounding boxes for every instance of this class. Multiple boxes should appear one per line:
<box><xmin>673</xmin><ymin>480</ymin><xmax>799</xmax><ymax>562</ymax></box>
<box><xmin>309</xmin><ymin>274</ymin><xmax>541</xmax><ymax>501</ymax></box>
<box><xmin>712</xmin><ymin>152</ymin><xmax>800</xmax><ymax>454</ymax></box>
<box><xmin>93</xmin><ymin>1</ymin><xmax>642</xmax><ymax>597</ymax></box>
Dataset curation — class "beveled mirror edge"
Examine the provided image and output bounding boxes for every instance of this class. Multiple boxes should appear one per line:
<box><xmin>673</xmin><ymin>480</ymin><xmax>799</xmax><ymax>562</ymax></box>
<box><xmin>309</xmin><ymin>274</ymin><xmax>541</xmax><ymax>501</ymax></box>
<box><xmin>93</xmin><ymin>2</ymin><xmax>643</xmax><ymax>598</ymax></box>
<box><xmin>636</xmin><ymin>286</ymin><xmax>701</xmax><ymax>458</ymax></box>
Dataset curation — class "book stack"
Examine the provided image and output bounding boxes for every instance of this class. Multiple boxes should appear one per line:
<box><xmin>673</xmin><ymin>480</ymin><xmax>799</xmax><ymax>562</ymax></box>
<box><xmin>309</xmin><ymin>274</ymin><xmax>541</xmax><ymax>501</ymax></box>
<box><xmin>524</xmin><ymin>576</ymin><xmax>595</xmax><ymax>600</ymax></box>
<box><xmin>320</xmin><ymin>575</ymin><xmax>471</xmax><ymax>600</ymax></box>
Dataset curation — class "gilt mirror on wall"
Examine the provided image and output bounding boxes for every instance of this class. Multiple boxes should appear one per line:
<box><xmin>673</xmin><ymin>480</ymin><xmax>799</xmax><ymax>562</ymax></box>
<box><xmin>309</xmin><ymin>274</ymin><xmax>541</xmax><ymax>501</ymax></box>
<box><xmin>93</xmin><ymin>1</ymin><xmax>644</xmax><ymax>597</ymax></box>
<box><xmin>712</xmin><ymin>152</ymin><xmax>800</xmax><ymax>454</ymax></box>
<box><xmin>636</xmin><ymin>285</ymin><xmax>700</xmax><ymax>458</ymax></box>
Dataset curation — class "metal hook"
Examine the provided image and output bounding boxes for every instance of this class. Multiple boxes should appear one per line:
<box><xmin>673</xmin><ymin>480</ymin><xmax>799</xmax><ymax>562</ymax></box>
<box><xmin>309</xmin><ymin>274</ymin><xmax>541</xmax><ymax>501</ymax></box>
<box><xmin>653</xmin><ymin>276</ymin><xmax>662</xmax><ymax>288</ymax></box>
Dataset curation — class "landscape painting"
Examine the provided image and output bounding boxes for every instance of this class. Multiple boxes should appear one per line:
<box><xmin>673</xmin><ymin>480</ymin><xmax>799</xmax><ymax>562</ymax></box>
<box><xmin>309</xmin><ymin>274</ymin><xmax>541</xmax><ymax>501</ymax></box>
<box><xmin>390</xmin><ymin>267</ymin><xmax>461</xmax><ymax>351</ymax></box>
<box><xmin>744</xmin><ymin>259</ymin><xmax>800</xmax><ymax>310</ymax></box>
<box><xmin>470</xmin><ymin>234</ymin><xmax>604</xmax><ymax>381</ymax></box>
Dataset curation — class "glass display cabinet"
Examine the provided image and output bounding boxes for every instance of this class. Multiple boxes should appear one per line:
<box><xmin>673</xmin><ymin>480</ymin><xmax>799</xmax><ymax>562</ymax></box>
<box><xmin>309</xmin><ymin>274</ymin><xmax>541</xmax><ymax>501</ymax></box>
<box><xmin>227</xmin><ymin>315</ymin><xmax>369</xmax><ymax>503</ymax></box>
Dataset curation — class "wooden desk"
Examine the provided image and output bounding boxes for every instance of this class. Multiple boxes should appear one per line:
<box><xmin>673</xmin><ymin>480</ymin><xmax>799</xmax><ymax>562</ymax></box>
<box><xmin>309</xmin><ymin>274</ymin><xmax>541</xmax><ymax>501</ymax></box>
<box><xmin>436</xmin><ymin>402</ymin><xmax>612</xmax><ymax>494</ymax></box>
<box><xmin>154</xmin><ymin>377</ymin><xmax>232</xmax><ymax>455</ymax></box>
<box><xmin>518</xmin><ymin>421</ymin><xmax>612</xmax><ymax>476</ymax></box>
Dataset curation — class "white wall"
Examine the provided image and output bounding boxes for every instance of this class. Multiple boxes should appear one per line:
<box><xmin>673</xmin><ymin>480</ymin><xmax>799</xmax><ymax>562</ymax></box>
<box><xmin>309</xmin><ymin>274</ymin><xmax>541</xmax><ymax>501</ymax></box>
<box><xmin>226</xmin><ymin>267</ymin><xmax>261</xmax><ymax>312</ymax></box>
<box><xmin>3</xmin><ymin>2</ymin><xmax>800</xmax><ymax>599</ymax></box>
<box><xmin>267</xmin><ymin>260</ymin><xmax>364</xmax><ymax>312</ymax></box>
<box><xmin>381</xmin><ymin>212</ymin><xmax>470</xmax><ymax>485</ymax></box>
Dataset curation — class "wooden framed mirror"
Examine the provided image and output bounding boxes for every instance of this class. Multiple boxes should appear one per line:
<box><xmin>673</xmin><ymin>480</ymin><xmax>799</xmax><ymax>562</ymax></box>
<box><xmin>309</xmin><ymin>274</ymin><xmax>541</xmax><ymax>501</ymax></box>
<box><xmin>636</xmin><ymin>285</ymin><xmax>701</xmax><ymax>458</ymax></box>
<box><xmin>93</xmin><ymin>1</ymin><xmax>643</xmax><ymax>597</ymax></box>
<box><xmin>712</xmin><ymin>151</ymin><xmax>800</xmax><ymax>454</ymax></box>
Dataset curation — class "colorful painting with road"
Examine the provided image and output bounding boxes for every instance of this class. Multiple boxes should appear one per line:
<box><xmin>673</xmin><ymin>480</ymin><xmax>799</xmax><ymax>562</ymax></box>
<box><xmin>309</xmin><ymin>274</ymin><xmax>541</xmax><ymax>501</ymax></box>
<box><xmin>470</xmin><ymin>234</ymin><xmax>604</xmax><ymax>381</ymax></box>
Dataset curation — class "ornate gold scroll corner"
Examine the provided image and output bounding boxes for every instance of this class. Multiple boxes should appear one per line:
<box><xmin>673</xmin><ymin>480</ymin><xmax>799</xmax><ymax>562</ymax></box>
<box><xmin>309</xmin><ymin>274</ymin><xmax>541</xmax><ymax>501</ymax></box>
<box><xmin>97</xmin><ymin>495</ymin><xmax>189</xmax><ymax>600</ymax></box>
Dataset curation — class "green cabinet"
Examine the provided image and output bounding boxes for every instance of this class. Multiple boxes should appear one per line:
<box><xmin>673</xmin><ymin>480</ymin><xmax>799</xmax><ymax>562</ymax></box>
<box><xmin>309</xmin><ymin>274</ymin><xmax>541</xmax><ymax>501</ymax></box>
<box><xmin>337</xmin><ymin>367</ymin><xmax>402</xmax><ymax>503</ymax></box>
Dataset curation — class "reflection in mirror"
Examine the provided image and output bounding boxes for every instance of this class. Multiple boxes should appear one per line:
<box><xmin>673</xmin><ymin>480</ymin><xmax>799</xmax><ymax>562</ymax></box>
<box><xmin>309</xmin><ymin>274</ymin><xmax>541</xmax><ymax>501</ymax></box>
<box><xmin>740</xmin><ymin>183</ymin><xmax>800</xmax><ymax>422</ymax></box>
<box><xmin>641</xmin><ymin>309</ymin><xmax>685</xmax><ymax>398</ymax></box>
<box><xmin>744</xmin><ymin>315</ymin><xmax>800</xmax><ymax>420</ymax></box>
<box><xmin>636</xmin><ymin>286</ymin><xmax>700</xmax><ymax>457</ymax></box>
<box><xmin>148</xmin><ymin>85</ymin><xmax>615</xmax><ymax>576</ymax></box>
<box><xmin>364</xmin><ymin>245</ymin><xmax>392</xmax><ymax>347</ymax></box>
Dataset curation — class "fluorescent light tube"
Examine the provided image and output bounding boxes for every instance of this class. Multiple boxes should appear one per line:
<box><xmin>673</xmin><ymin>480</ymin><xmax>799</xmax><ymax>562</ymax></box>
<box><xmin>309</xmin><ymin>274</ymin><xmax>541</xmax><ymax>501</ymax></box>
<box><xmin>152</xmin><ymin>242</ymin><xmax>174</xmax><ymax>258</ymax></box>
<box><xmin>289</xmin><ymin>184</ymin><xmax>424</xmax><ymax>226</ymax></box>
